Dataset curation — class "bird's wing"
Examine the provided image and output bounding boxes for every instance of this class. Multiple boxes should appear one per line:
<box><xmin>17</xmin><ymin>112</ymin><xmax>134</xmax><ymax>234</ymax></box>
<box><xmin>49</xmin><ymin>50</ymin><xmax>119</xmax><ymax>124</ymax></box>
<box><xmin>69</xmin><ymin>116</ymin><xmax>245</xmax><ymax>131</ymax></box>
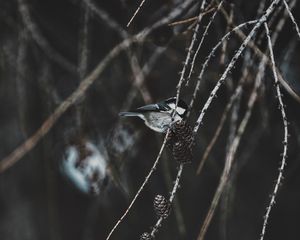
<box><xmin>119</xmin><ymin>112</ymin><xmax>142</xmax><ymax>117</ymax></box>
<box><xmin>135</xmin><ymin>104</ymin><xmax>160</xmax><ymax>112</ymax></box>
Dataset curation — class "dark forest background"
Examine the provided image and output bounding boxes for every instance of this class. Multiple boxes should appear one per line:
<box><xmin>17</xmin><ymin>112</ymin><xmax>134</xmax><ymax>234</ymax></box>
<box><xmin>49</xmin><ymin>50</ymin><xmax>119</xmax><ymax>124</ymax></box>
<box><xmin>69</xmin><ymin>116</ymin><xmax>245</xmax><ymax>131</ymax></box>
<box><xmin>0</xmin><ymin>0</ymin><xmax>300</xmax><ymax>240</ymax></box>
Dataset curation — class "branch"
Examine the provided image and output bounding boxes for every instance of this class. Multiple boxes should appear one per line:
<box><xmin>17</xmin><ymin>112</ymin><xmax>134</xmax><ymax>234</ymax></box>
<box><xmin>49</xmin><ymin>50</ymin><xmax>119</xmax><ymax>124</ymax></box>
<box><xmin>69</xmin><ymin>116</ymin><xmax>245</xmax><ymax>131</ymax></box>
<box><xmin>196</xmin><ymin>3</ymin><xmax>289</xmax><ymax>237</ymax></box>
<box><xmin>0</xmin><ymin>35</ymin><xmax>143</xmax><ymax>173</ymax></box>
<box><xmin>150</xmin><ymin>163</ymin><xmax>184</xmax><ymax>238</ymax></box>
<box><xmin>196</xmin><ymin>84</ymin><xmax>242</xmax><ymax>175</ymax></box>
<box><xmin>83</xmin><ymin>0</ymin><xmax>152</xmax><ymax>103</ymax></box>
<box><xmin>168</xmin><ymin>7</ymin><xmax>217</xmax><ymax>27</ymax></box>
<box><xmin>283</xmin><ymin>0</ymin><xmax>300</xmax><ymax>39</ymax></box>
<box><xmin>18</xmin><ymin>0</ymin><xmax>77</xmax><ymax>74</ymax></box>
<box><xmin>187</xmin><ymin>20</ymin><xmax>258</xmax><ymax>118</ymax></box>
<box><xmin>186</xmin><ymin>0</ymin><xmax>225</xmax><ymax>84</ymax></box>
<box><xmin>0</xmin><ymin>0</ymin><xmax>195</xmax><ymax>173</ymax></box>
<box><xmin>174</xmin><ymin>0</ymin><xmax>207</xmax><ymax>117</ymax></box>
<box><xmin>105</xmin><ymin>130</ymin><xmax>171</xmax><ymax>240</ymax></box>
<box><xmin>220</xmin><ymin>3</ymin><xmax>300</xmax><ymax>103</ymax></box>
<box><xmin>127</xmin><ymin>0</ymin><xmax>148</xmax><ymax>27</ymax></box>
<box><xmin>196</xmin><ymin>57</ymin><xmax>263</xmax><ymax>240</ymax></box>
<box><xmin>83</xmin><ymin>0</ymin><xmax>127</xmax><ymax>38</ymax></box>
<box><xmin>259</xmin><ymin>22</ymin><xmax>289</xmax><ymax>240</ymax></box>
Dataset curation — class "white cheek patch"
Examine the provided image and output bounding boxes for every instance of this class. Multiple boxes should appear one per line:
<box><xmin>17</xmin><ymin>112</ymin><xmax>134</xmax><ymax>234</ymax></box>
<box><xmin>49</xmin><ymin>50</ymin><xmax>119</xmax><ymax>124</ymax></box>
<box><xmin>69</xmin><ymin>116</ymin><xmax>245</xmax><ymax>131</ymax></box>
<box><xmin>168</xmin><ymin>103</ymin><xmax>175</xmax><ymax>110</ymax></box>
<box><xmin>176</xmin><ymin>106</ymin><xmax>185</xmax><ymax>115</ymax></box>
<box><xmin>168</xmin><ymin>103</ymin><xmax>185</xmax><ymax>115</ymax></box>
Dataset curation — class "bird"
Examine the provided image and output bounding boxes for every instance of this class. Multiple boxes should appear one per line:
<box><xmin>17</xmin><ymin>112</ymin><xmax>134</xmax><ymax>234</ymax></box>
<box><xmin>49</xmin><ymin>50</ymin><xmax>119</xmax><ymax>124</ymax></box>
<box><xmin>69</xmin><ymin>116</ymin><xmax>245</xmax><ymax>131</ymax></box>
<box><xmin>119</xmin><ymin>97</ymin><xmax>188</xmax><ymax>133</ymax></box>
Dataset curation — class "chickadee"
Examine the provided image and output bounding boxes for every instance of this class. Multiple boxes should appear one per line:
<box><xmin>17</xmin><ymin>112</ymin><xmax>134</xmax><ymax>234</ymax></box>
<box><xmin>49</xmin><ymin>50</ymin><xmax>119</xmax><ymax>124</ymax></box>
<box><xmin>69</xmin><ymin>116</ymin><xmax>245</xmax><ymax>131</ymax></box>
<box><xmin>119</xmin><ymin>97</ymin><xmax>188</xmax><ymax>133</ymax></box>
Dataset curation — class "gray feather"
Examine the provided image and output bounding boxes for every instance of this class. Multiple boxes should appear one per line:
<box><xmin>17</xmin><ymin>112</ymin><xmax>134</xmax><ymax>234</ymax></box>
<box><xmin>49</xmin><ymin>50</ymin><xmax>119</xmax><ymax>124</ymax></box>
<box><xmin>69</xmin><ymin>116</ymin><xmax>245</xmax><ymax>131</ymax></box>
<box><xmin>119</xmin><ymin>112</ymin><xmax>140</xmax><ymax>117</ymax></box>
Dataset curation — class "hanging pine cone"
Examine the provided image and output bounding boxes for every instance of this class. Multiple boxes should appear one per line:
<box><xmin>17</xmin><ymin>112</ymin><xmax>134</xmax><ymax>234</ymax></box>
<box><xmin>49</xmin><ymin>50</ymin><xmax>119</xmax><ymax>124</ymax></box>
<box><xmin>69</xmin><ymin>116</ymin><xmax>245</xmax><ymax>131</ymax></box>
<box><xmin>167</xmin><ymin>121</ymin><xmax>195</xmax><ymax>163</ymax></box>
<box><xmin>140</xmin><ymin>232</ymin><xmax>152</xmax><ymax>240</ymax></box>
<box><xmin>173</xmin><ymin>141</ymin><xmax>193</xmax><ymax>163</ymax></box>
<box><xmin>166</xmin><ymin>130</ymin><xmax>176</xmax><ymax>151</ymax></box>
<box><xmin>153</xmin><ymin>194</ymin><xmax>171</xmax><ymax>219</ymax></box>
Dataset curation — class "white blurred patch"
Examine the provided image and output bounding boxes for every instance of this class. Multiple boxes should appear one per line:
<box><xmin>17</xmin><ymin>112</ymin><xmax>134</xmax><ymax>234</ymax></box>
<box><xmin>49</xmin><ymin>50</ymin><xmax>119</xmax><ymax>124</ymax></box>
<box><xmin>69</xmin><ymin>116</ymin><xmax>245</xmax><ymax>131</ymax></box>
<box><xmin>109</xmin><ymin>123</ymin><xmax>140</xmax><ymax>159</ymax></box>
<box><xmin>168</xmin><ymin>103</ymin><xmax>186</xmax><ymax>115</ymax></box>
<box><xmin>61</xmin><ymin>141</ymin><xmax>107</xmax><ymax>195</ymax></box>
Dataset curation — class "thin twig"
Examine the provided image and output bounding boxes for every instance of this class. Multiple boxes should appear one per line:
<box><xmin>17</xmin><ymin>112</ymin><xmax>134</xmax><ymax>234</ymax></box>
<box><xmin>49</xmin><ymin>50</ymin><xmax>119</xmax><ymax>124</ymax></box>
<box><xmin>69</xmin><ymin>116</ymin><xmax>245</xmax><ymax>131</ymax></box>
<box><xmin>16</xmin><ymin>29</ymin><xmax>29</xmax><ymax>138</ymax></box>
<box><xmin>220</xmin><ymin>4</ymin><xmax>234</xmax><ymax>69</ymax></box>
<box><xmin>256</xmin><ymin>0</ymin><xmax>268</xmax><ymax>17</ymax></box>
<box><xmin>106</xmin><ymin>130</ymin><xmax>171</xmax><ymax>240</ymax></box>
<box><xmin>83</xmin><ymin>0</ymin><xmax>152</xmax><ymax>103</ymax></box>
<box><xmin>129</xmin><ymin>54</ymin><xmax>153</xmax><ymax>103</ymax></box>
<box><xmin>159</xmin><ymin>141</ymin><xmax>186</xmax><ymax>237</ymax></box>
<box><xmin>197</xmin><ymin>59</ymin><xmax>263</xmax><ymax>240</ymax></box>
<box><xmin>196</xmin><ymin>84</ymin><xmax>242</xmax><ymax>175</ymax></box>
<box><xmin>18</xmin><ymin>0</ymin><xmax>77</xmax><ymax>74</ymax></box>
<box><xmin>187</xmin><ymin>20</ymin><xmax>257</xmax><ymax>118</ymax></box>
<box><xmin>150</xmin><ymin>0</ymin><xmax>196</xmax><ymax>31</ymax></box>
<box><xmin>187</xmin><ymin>20</ymin><xmax>258</xmax><ymax>120</ymax></box>
<box><xmin>283</xmin><ymin>0</ymin><xmax>300</xmax><ymax>39</ymax></box>
<box><xmin>76</xmin><ymin>3</ymin><xmax>90</xmax><ymax>129</ymax></box>
<box><xmin>78</xmin><ymin>4</ymin><xmax>90</xmax><ymax>79</ymax></box>
<box><xmin>196</xmin><ymin>4</ymin><xmax>290</xmax><ymax>237</ymax></box>
<box><xmin>83</xmin><ymin>0</ymin><xmax>127</xmax><ymax>38</ymax></box>
<box><xmin>186</xmin><ymin>0</ymin><xmax>225</xmax><ymax>84</ymax></box>
<box><xmin>193</xmin><ymin>0</ymin><xmax>282</xmax><ymax>135</ymax></box>
<box><xmin>168</xmin><ymin>7</ymin><xmax>217</xmax><ymax>27</ymax></box>
<box><xmin>0</xmin><ymin>35</ymin><xmax>143</xmax><ymax>173</ymax></box>
<box><xmin>118</xmin><ymin>47</ymin><xmax>165</xmax><ymax>115</ymax></box>
<box><xmin>0</xmin><ymin>0</ymin><xmax>195</xmax><ymax>173</ymax></box>
<box><xmin>127</xmin><ymin>0</ymin><xmax>148</xmax><ymax>27</ymax></box>
<box><xmin>259</xmin><ymin>22</ymin><xmax>289</xmax><ymax>240</ymax></box>
<box><xmin>196</xmin><ymin>45</ymin><xmax>254</xmax><ymax>175</ymax></box>
<box><xmin>220</xmin><ymin>5</ymin><xmax>300</xmax><ymax>103</ymax></box>
<box><xmin>150</xmin><ymin>163</ymin><xmax>184</xmax><ymax>237</ymax></box>
<box><xmin>106</xmin><ymin>1</ymin><xmax>197</xmax><ymax>237</ymax></box>
<box><xmin>219</xmin><ymin>87</ymin><xmax>241</xmax><ymax>240</ymax></box>
<box><xmin>173</xmin><ymin>0</ymin><xmax>207</xmax><ymax>119</ymax></box>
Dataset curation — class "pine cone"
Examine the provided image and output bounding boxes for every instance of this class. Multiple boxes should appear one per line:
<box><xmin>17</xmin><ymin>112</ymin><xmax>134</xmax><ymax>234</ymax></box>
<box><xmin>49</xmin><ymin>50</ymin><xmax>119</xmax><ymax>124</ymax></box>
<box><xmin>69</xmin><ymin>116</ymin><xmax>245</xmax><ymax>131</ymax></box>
<box><xmin>173</xmin><ymin>121</ymin><xmax>194</xmax><ymax>147</ymax></box>
<box><xmin>140</xmin><ymin>232</ymin><xmax>152</xmax><ymax>240</ymax></box>
<box><xmin>173</xmin><ymin>141</ymin><xmax>193</xmax><ymax>163</ymax></box>
<box><xmin>167</xmin><ymin>121</ymin><xmax>195</xmax><ymax>163</ymax></box>
<box><xmin>166</xmin><ymin>130</ymin><xmax>176</xmax><ymax>151</ymax></box>
<box><xmin>153</xmin><ymin>195</ymin><xmax>171</xmax><ymax>219</ymax></box>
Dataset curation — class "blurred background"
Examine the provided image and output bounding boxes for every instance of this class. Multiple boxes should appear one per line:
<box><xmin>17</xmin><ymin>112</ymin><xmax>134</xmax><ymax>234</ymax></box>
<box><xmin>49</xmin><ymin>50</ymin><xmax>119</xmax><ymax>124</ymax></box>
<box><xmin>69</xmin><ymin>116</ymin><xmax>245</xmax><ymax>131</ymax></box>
<box><xmin>0</xmin><ymin>0</ymin><xmax>300</xmax><ymax>239</ymax></box>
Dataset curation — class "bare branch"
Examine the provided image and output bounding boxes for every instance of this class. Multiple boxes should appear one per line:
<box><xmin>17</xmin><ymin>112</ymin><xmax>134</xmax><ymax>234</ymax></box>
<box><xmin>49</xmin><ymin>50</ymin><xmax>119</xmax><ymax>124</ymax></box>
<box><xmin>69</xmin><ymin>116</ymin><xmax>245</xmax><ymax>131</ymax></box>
<box><xmin>18</xmin><ymin>0</ymin><xmax>77</xmax><ymax>74</ymax></box>
<box><xmin>260</xmin><ymin>22</ymin><xmax>289</xmax><ymax>240</ymax></box>
<box><xmin>197</xmin><ymin>57</ymin><xmax>263</xmax><ymax>240</ymax></box>
<box><xmin>196</xmin><ymin>84</ymin><xmax>242</xmax><ymax>175</ymax></box>
<box><xmin>0</xmin><ymin>35</ymin><xmax>143</xmax><ymax>173</ymax></box>
<box><xmin>283</xmin><ymin>0</ymin><xmax>300</xmax><ymax>39</ymax></box>
<box><xmin>127</xmin><ymin>0</ymin><xmax>148</xmax><ymax>27</ymax></box>
<box><xmin>187</xmin><ymin>20</ymin><xmax>257</xmax><ymax>118</ymax></box>
<box><xmin>106</xmin><ymin>130</ymin><xmax>171</xmax><ymax>240</ymax></box>
<box><xmin>186</xmin><ymin>0</ymin><xmax>225</xmax><ymax>84</ymax></box>
<box><xmin>220</xmin><ymin>4</ymin><xmax>300</xmax><ymax>103</ymax></box>
<box><xmin>168</xmin><ymin>7</ymin><xmax>217</xmax><ymax>27</ymax></box>
<box><xmin>173</xmin><ymin>0</ymin><xmax>207</xmax><ymax>118</ymax></box>
<box><xmin>0</xmin><ymin>0</ymin><xmax>195</xmax><ymax>173</ymax></box>
<box><xmin>150</xmin><ymin>163</ymin><xmax>184</xmax><ymax>238</ymax></box>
